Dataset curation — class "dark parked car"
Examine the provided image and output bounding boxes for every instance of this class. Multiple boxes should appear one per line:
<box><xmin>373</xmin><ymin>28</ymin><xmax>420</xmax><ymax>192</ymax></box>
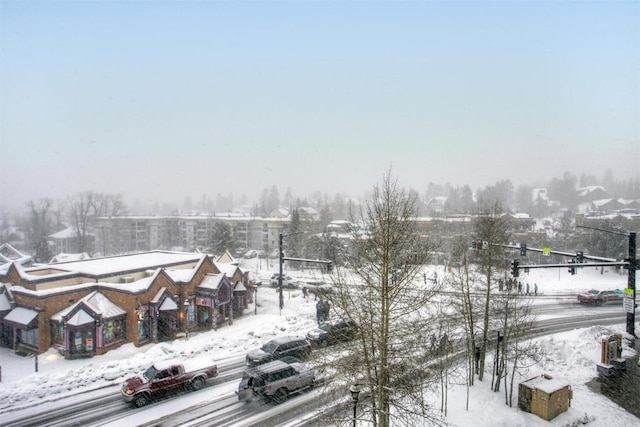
<box><xmin>306</xmin><ymin>319</ymin><xmax>357</xmax><ymax>348</ymax></box>
<box><xmin>246</xmin><ymin>336</ymin><xmax>312</xmax><ymax>366</ymax></box>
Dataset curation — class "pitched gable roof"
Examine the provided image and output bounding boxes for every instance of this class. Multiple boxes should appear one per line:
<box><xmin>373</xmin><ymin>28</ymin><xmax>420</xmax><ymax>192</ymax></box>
<box><xmin>0</xmin><ymin>243</ymin><xmax>32</xmax><ymax>267</ymax></box>
<box><xmin>51</xmin><ymin>290</ymin><xmax>125</xmax><ymax>322</ymax></box>
<box><xmin>216</xmin><ymin>250</ymin><xmax>237</xmax><ymax>265</ymax></box>
<box><xmin>577</xmin><ymin>186</ymin><xmax>610</xmax><ymax>201</ymax></box>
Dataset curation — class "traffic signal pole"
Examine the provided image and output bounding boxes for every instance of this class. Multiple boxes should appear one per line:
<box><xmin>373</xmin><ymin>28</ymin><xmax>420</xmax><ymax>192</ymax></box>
<box><xmin>277</xmin><ymin>231</ymin><xmax>332</xmax><ymax>316</ymax></box>
<box><xmin>509</xmin><ymin>228</ymin><xmax>638</xmax><ymax>337</ymax></box>
<box><xmin>625</xmin><ymin>232</ymin><xmax>636</xmax><ymax>337</ymax></box>
<box><xmin>278</xmin><ymin>233</ymin><xmax>284</xmax><ymax>314</ymax></box>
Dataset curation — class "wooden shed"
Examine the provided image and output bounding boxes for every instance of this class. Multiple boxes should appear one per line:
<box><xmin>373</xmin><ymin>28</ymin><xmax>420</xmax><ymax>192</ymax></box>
<box><xmin>518</xmin><ymin>374</ymin><xmax>572</xmax><ymax>421</ymax></box>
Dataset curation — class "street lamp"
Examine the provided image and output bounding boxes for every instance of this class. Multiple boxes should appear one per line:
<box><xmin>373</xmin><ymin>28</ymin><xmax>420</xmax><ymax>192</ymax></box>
<box><xmin>254</xmin><ymin>284</ymin><xmax>258</xmax><ymax>315</ymax></box>
<box><xmin>349</xmin><ymin>383</ymin><xmax>361</xmax><ymax>427</ymax></box>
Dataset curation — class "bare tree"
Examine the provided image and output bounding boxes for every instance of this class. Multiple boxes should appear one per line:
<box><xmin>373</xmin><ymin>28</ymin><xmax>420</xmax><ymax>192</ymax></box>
<box><xmin>66</xmin><ymin>191</ymin><xmax>96</xmax><ymax>253</ymax></box>
<box><xmin>322</xmin><ymin>171</ymin><xmax>444</xmax><ymax>427</ymax></box>
<box><xmin>491</xmin><ymin>289</ymin><xmax>541</xmax><ymax>406</ymax></box>
<box><xmin>93</xmin><ymin>193</ymin><xmax>127</xmax><ymax>217</ymax></box>
<box><xmin>447</xmin><ymin>236</ymin><xmax>484</xmax><ymax>392</ymax></box>
<box><xmin>472</xmin><ymin>202</ymin><xmax>510</xmax><ymax>382</ymax></box>
<box><xmin>67</xmin><ymin>192</ymin><xmax>128</xmax><ymax>255</ymax></box>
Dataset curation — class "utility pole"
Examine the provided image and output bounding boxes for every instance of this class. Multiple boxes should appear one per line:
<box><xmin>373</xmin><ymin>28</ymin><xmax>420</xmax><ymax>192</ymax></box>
<box><xmin>277</xmin><ymin>231</ymin><xmax>332</xmax><ymax>316</ymax></box>
<box><xmin>507</xmin><ymin>229</ymin><xmax>638</xmax><ymax>337</ymax></box>
<box><xmin>278</xmin><ymin>233</ymin><xmax>284</xmax><ymax>314</ymax></box>
<box><xmin>624</xmin><ymin>232</ymin><xmax>636</xmax><ymax>337</ymax></box>
<box><xmin>572</xmin><ymin>227</ymin><xmax>636</xmax><ymax>337</ymax></box>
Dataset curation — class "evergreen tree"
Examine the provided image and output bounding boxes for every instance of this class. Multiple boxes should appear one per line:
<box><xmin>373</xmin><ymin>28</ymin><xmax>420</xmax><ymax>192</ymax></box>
<box><xmin>208</xmin><ymin>221</ymin><xmax>235</xmax><ymax>255</ymax></box>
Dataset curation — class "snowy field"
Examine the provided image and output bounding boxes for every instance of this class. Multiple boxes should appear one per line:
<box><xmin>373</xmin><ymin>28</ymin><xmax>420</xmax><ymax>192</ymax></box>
<box><xmin>0</xmin><ymin>260</ymin><xmax>638</xmax><ymax>426</ymax></box>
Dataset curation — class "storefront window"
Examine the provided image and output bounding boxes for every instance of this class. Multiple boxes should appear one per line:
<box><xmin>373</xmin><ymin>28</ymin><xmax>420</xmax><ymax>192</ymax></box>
<box><xmin>86</xmin><ymin>330</ymin><xmax>94</xmax><ymax>351</ymax></box>
<box><xmin>74</xmin><ymin>331</ymin><xmax>83</xmax><ymax>351</ymax></box>
<box><xmin>187</xmin><ymin>303</ymin><xmax>196</xmax><ymax>327</ymax></box>
<box><xmin>218</xmin><ymin>287</ymin><xmax>230</xmax><ymax>303</ymax></box>
<box><xmin>102</xmin><ymin>318</ymin><xmax>125</xmax><ymax>344</ymax></box>
<box><xmin>20</xmin><ymin>328</ymin><xmax>38</xmax><ymax>347</ymax></box>
<box><xmin>138</xmin><ymin>312</ymin><xmax>150</xmax><ymax>341</ymax></box>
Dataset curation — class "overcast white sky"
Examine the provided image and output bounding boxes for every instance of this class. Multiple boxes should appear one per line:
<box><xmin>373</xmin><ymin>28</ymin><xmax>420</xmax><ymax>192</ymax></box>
<box><xmin>1</xmin><ymin>1</ymin><xmax>638</xmax><ymax>212</ymax></box>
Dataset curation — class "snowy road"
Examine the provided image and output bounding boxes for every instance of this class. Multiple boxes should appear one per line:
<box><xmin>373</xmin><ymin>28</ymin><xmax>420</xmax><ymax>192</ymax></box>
<box><xmin>2</xmin><ymin>297</ymin><xmax>628</xmax><ymax>427</ymax></box>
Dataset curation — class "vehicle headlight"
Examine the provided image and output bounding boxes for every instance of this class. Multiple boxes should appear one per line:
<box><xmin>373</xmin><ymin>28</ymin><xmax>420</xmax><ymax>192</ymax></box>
<box><xmin>124</xmin><ymin>388</ymin><xmax>134</xmax><ymax>395</ymax></box>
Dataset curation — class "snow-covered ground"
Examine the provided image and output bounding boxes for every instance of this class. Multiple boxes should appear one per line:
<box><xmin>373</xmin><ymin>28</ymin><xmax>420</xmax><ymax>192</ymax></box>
<box><xmin>0</xmin><ymin>260</ymin><xmax>638</xmax><ymax>426</ymax></box>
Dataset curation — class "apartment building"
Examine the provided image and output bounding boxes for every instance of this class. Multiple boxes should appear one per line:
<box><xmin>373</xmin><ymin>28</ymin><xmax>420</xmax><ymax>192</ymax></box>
<box><xmin>93</xmin><ymin>214</ymin><xmax>290</xmax><ymax>256</ymax></box>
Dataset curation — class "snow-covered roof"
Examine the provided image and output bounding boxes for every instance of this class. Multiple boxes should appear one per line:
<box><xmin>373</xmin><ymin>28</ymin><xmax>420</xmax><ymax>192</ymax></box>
<box><xmin>215</xmin><ymin>262</ymin><xmax>239</xmax><ymax>277</ymax></box>
<box><xmin>50</xmin><ymin>291</ymin><xmax>126</xmax><ymax>322</ymax></box>
<box><xmin>215</xmin><ymin>250</ymin><xmax>237</xmax><ymax>265</ymax></box>
<box><xmin>83</xmin><ymin>291</ymin><xmax>127</xmax><ymax>318</ymax></box>
<box><xmin>49</xmin><ymin>253</ymin><xmax>91</xmax><ymax>263</ymax></box>
<box><xmin>3</xmin><ymin>306</ymin><xmax>38</xmax><ymax>327</ymax></box>
<box><xmin>104</xmin><ymin>274</ymin><xmax>156</xmax><ymax>292</ymax></box>
<box><xmin>269</xmin><ymin>208</ymin><xmax>290</xmax><ymax>218</ymax></box>
<box><xmin>0</xmin><ymin>243</ymin><xmax>32</xmax><ymax>267</ymax></box>
<box><xmin>67</xmin><ymin>309</ymin><xmax>95</xmax><ymax>326</ymax></box>
<box><xmin>181</xmin><ymin>357</ymin><xmax>218</xmax><ymax>373</ymax></box>
<box><xmin>426</xmin><ymin>196</ymin><xmax>448</xmax><ymax>205</ymax></box>
<box><xmin>619</xmin><ymin>199</ymin><xmax>640</xmax><ymax>207</ymax></box>
<box><xmin>299</xmin><ymin>206</ymin><xmax>319</xmax><ymax>214</ymax></box>
<box><xmin>509</xmin><ymin>213</ymin><xmax>531</xmax><ymax>219</ymax></box>
<box><xmin>0</xmin><ymin>292</ymin><xmax>12</xmax><ymax>311</ymax></box>
<box><xmin>199</xmin><ymin>273</ymin><xmax>225</xmax><ymax>290</ymax></box>
<box><xmin>577</xmin><ymin>186</ymin><xmax>610</xmax><ymax>201</ymax></box>
<box><xmin>522</xmin><ymin>375</ymin><xmax>570</xmax><ymax>394</ymax></box>
<box><xmin>166</xmin><ymin>268</ymin><xmax>196</xmax><ymax>283</ymax></box>
<box><xmin>577</xmin><ymin>185</ymin><xmax>606</xmax><ymax>195</ymax></box>
<box><xmin>159</xmin><ymin>298</ymin><xmax>178</xmax><ymax>311</ymax></box>
<box><xmin>592</xmin><ymin>198</ymin><xmax>616</xmax><ymax>208</ymax></box>
<box><xmin>151</xmin><ymin>287</ymin><xmax>170</xmax><ymax>304</ymax></box>
<box><xmin>23</xmin><ymin>251</ymin><xmax>203</xmax><ymax>277</ymax></box>
<box><xmin>49</xmin><ymin>227</ymin><xmax>80</xmax><ymax>239</ymax></box>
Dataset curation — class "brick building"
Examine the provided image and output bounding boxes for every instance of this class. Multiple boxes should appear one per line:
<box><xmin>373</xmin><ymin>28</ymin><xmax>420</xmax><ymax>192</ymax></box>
<box><xmin>0</xmin><ymin>251</ymin><xmax>252</xmax><ymax>359</ymax></box>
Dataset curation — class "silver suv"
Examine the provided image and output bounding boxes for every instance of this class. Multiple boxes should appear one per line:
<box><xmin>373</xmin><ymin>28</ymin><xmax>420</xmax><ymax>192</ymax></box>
<box><xmin>270</xmin><ymin>274</ymin><xmax>294</xmax><ymax>288</ymax></box>
<box><xmin>237</xmin><ymin>359</ymin><xmax>316</xmax><ymax>404</ymax></box>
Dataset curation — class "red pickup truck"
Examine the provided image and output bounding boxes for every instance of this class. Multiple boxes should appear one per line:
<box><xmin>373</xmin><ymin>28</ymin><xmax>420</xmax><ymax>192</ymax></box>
<box><xmin>121</xmin><ymin>358</ymin><xmax>218</xmax><ymax>407</ymax></box>
<box><xmin>577</xmin><ymin>289</ymin><xmax>623</xmax><ymax>306</ymax></box>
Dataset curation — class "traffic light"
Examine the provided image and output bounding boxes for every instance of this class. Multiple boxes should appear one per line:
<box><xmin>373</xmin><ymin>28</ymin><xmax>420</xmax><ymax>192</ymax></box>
<box><xmin>326</xmin><ymin>261</ymin><xmax>333</xmax><ymax>273</ymax></box>
<box><xmin>520</xmin><ymin>243</ymin><xmax>527</xmax><ymax>256</ymax></box>
<box><xmin>510</xmin><ymin>259</ymin><xmax>519</xmax><ymax>277</ymax></box>
<box><xmin>576</xmin><ymin>251</ymin><xmax>584</xmax><ymax>263</ymax></box>
<box><xmin>471</xmin><ymin>240</ymin><xmax>477</xmax><ymax>250</ymax></box>
<box><xmin>476</xmin><ymin>239</ymin><xmax>483</xmax><ymax>250</ymax></box>
<box><xmin>568</xmin><ymin>259</ymin><xmax>576</xmax><ymax>275</ymax></box>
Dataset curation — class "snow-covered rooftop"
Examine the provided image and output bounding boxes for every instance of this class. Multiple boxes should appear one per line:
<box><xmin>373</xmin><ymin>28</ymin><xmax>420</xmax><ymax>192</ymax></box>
<box><xmin>50</xmin><ymin>291</ymin><xmax>127</xmax><ymax>321</ymax></box>
<box><xmin>28</xmin><ymin>251</ymin><xmax>203</xmax><ymax>277</ymax></box>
